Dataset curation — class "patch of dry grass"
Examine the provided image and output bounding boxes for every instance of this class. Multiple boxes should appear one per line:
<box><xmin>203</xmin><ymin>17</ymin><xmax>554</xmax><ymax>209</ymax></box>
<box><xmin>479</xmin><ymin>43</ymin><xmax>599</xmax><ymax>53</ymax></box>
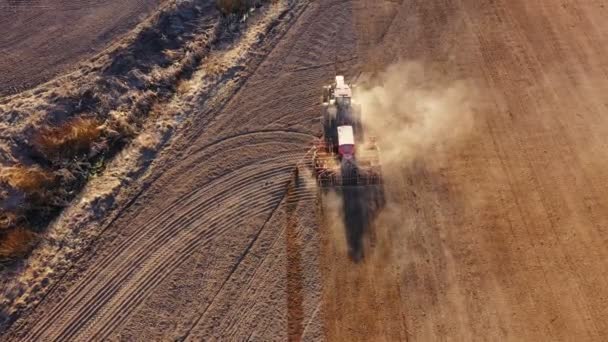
<box><xmin>33</xmin><ymin>117</ymin><xmax>102</xmax><ymax>158</ymax></box>
<box><xmin>0</xmin><ymin>165</ymin><xmax>54</xmax><ymax>194</ymax></box>
<box><xmin>205</xmin><ymin>55</ymin><xmax>228</xmax><ymax>77</ymax></box>
<box><xmin>0</xmin><ymin>228</ymin><xmax>38</xmax><ymax>260</ymax></box>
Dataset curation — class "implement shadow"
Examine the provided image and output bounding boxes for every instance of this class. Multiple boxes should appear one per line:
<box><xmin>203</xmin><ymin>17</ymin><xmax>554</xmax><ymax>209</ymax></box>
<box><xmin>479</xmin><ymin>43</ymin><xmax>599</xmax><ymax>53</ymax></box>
<box><xmin>339</xmin><ymin>184</ymin><xmax>385</xmax><ymax>262</ymax></box>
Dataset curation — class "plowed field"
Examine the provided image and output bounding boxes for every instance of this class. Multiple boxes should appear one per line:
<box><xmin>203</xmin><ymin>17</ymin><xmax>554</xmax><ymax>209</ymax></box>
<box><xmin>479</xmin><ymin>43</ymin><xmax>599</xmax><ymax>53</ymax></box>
<box><xmin>0</xmin><ymin>0</ymin><xmax>161</xmax><ymax>96</ymax></box>
<box><xmin>3</xmin><ymin>0</ymin><xmax>608</xmax><ymax>340</ymax></box>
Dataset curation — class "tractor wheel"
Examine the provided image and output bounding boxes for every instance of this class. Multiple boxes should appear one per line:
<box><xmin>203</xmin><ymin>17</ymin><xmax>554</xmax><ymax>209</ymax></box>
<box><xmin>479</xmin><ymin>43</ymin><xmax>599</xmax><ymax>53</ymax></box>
<box><xmin>322</xmin><ymin>107</ymin><xmax>330</xmax><ymax>127</ymax></box>
<box><xmin>326</xmin><ymin>117</ymin><xmax>337</xmax><ymax>151</ymax></box>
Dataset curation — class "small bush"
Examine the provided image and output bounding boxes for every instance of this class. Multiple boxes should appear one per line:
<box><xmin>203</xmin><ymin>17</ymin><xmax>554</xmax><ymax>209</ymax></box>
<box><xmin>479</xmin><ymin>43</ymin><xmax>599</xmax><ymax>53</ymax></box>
<box><xmin>105</xmin><ymin>110</ymin><xmax>137</xmax><ymax>140</ymax></box>
<box><xmin>33</xmin><ymin>117</ymin><xmax>102</xmax><ymax>158</ymax></box>
<box><xmin>0</xmin><ymin>165</ymin><xmax>54</xmax><ymax>194</ymax></box>
<box><xmin>0</xmin><ymin>228</ymin><xmax>38</xmax><ymax>260</ymax></box>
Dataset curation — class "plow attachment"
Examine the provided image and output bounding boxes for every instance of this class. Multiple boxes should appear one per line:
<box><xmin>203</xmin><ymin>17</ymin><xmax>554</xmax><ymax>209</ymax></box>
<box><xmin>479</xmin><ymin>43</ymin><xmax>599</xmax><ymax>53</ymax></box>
<box><xmin>312</xmin><ymin>139</ymin><xmax>383</xmax><ymax>188</ymax></box>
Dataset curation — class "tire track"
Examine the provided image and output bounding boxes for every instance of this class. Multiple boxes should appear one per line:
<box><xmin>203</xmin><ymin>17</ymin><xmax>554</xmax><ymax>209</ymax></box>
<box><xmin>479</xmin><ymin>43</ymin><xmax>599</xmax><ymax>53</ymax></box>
<box><xmin>80</xmin><ymin>188</ymin><xmax>287</xmax><ymax>340</ymax></box>
<box><xmin>20</xmin><ymin>134</ymin><xmax>308</xmax><ymax>340</ymax></box>
<box><xmin>25</xmin><ymin>160</ymin><xmax>273</xmax><ymax>325</ymax></box>
<box><xmin>178</xmin><ymin>176</ymin><xmax>313</xmax><ymax>341</ymax></box>
<box><xmin>23</xmin><ymin>148</ymin><xmax>313</xmax><ymax>341</ymax></box>
<box><xmin>78</xmin><ymin>156</ymin><xmax>317</xmax><ymax>340</ymax></box>
<box><xmin>21</xmin><ymin>155</ymin><xmax>286</xmax><ymax>338</ymax></box>
<box><xmin>183</xmin><ymin>172</ymin><xmax>319</xmax><ymax>340</ymax></box>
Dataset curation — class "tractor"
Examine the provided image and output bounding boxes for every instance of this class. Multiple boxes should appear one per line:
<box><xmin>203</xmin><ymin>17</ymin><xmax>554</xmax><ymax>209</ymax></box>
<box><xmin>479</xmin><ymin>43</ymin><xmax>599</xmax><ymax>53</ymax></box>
<box><xmin>313</xmin><ymin>76</ymin><xmax>382</xmax><ymax>187</ymax></box>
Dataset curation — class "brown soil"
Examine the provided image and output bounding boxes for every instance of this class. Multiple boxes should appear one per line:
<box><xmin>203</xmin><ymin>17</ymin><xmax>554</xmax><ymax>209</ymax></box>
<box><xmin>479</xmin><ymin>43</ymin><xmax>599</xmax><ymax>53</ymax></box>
<box><xmin>3</xmin><ymin>0</ymin><xmax>608</xmax><ymax>340</ymax></box>
<box><xmin>0</xmin><ymin>0</ymin><xmax>162</xmax><ymax>96</ymax></box>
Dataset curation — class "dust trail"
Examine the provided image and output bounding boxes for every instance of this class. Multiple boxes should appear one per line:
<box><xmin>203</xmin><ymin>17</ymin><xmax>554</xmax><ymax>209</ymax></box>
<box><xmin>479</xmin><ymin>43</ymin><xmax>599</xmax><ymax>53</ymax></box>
<box><xmin>356</xmin><ymin>61</ymin><xmax>476</xmax><ymax>169</ymax></box>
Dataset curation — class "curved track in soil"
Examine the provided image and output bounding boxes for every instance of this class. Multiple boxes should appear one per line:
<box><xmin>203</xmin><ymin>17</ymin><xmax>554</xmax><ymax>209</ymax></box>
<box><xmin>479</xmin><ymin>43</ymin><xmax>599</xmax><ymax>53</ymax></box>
<box><xmin>0</xmin><ymin>0</ymin><xmax>161</xmax><ymax>96</ymax></box>
<box><xmin>4</xmin><ymin>0</ymin><xmax>608</xmax><ymax>340</ymax></box>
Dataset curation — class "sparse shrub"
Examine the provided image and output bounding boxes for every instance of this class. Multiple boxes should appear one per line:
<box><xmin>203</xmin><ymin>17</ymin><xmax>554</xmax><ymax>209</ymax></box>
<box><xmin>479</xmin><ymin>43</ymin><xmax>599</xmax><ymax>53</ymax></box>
<box><xmin>104</xmin><ymin>110</ymin><xmax>137</xmax><ymax>141</ymax></box>
<box><xmin>136</xmin><ymin>132</ymin><xmax>161</xmax><ymax>154</ymax></box>
<box><xmin>0</xmin><ymin>228</ymin><xmax>38</xmax><ymax>260</ymax></box>
<box><xmin>33</xmin><ymin>117</ymin><xmax>102</xmax><ymax>158</ymax></box>
<box><xmin>0</xmin><ymin>165</ymin><xmax>54</xmax><ymax>194</ymax></box>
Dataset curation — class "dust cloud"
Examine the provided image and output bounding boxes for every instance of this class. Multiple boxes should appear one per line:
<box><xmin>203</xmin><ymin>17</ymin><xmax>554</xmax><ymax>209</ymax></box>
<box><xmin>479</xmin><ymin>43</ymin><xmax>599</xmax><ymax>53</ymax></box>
<box><xmin>356</xmin><ymin>61</ymin><xmax>476</xmax><ymax>168</ymax></box>
<box><xmin>320</xmin><ymin>62</ymin><xmax>478</xmax><ymax>260</ymax></box>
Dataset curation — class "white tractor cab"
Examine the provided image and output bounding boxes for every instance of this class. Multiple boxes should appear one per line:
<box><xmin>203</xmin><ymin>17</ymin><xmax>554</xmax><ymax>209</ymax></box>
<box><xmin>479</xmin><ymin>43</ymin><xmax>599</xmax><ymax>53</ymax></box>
<box><xmin>337</xmin><ymin>125</ymin><xmax>355</xmax><ymax>159</ymax></box>
<box><xmin>323</xmin><ymin>76</ymin><xmax>354</xmax><ymax>107</ymax></box>
<box><xmin>333</xmin><ymin>75</ymin><xmax>352</xmax><ymax>99</ymax></box>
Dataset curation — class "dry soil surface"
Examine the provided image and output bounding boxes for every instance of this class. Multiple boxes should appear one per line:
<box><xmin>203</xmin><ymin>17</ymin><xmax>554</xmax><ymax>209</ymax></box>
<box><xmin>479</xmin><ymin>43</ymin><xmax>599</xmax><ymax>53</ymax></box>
<box><xmin>0</xmin><ymin>0</ymin><xmax>161</xmax><ymax>96</ymax></box>
<box><xmin>4</xmin><ymin>0</ymin><xmax>608</xmax><ymax>340</ymax></box>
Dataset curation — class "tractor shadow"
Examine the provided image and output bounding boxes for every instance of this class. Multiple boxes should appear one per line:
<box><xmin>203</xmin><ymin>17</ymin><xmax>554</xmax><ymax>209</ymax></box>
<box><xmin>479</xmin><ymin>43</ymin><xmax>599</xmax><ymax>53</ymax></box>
<box><xmin>338</xmin><ymin>184</ymin><xmax>386</xmax><ymax>262</ymax></box>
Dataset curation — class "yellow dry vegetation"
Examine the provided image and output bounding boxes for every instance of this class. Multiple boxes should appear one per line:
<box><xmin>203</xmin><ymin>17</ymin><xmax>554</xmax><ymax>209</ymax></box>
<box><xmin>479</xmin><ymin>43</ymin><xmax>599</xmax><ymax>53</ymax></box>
<box><xmin>0</xmin><ymin>165</ymin><xmax>54</xmax><ymax>193</ymax></box>
<box><xmin>0</xmin><ymin>228</ymin><xmax>38</xmax><ymax>259</ymax></box>
<box><xmin>33</xmin><ymin>117</ymin><xmax>102</xmax><ymax>157</ymax></box>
